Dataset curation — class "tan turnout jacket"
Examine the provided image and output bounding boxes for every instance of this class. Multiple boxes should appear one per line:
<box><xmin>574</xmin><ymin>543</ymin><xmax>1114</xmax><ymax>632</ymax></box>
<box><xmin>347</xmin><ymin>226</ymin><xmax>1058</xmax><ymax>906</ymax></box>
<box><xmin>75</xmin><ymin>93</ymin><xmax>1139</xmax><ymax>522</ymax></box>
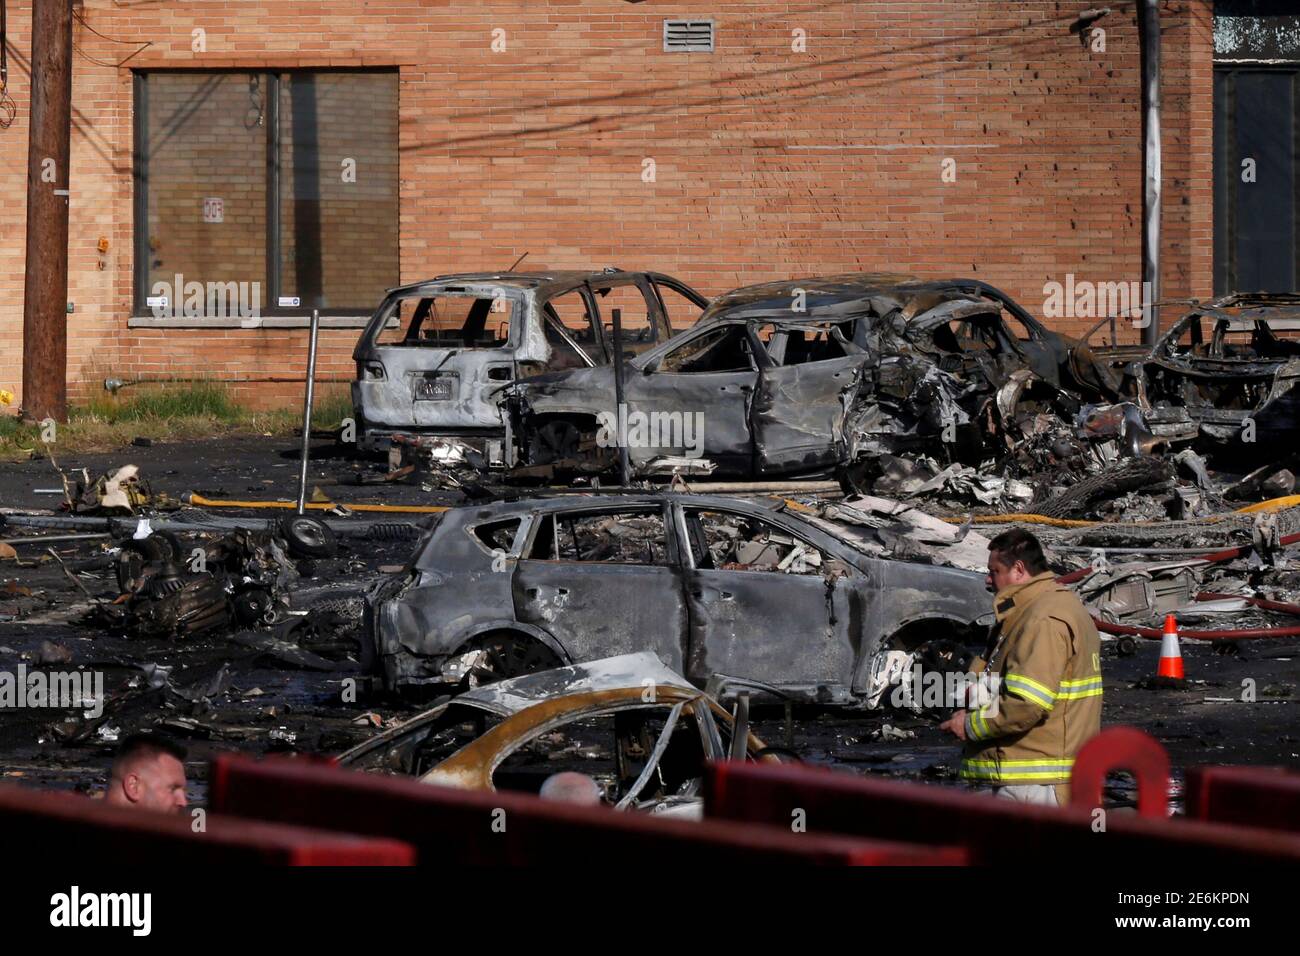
<box><xmin>961</xmin><ymin>572</ymin><xmax>1103</xmax><ymax>787</ymax></box>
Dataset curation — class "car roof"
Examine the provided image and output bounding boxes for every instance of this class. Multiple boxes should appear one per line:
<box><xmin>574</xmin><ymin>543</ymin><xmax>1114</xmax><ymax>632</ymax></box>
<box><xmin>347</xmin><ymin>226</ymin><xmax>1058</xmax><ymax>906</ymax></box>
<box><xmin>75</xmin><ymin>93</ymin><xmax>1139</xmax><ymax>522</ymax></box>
<box><xmin>383</xmin><ymin>269</ymin><xmax>657</xmax><ymax>301</ymax></box>
<box><xmin>696</xmin><ymin>273</ymin><xmax>1006</xmax><ymax>323</ymax></box>
<box><xmin>1184</xmin><ymin>293</ymin><xmax>1300</xmax><ymax>324</ymax></box>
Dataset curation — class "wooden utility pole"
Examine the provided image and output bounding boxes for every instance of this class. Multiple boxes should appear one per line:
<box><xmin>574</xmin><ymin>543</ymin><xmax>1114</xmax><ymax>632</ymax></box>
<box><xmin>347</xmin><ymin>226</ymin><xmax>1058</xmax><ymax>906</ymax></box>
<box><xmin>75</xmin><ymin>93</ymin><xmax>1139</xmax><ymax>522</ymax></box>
<box><xmin>21</xmin><ymin>0</ymin><xmax>74</xmax><ymax>423</ymax></box>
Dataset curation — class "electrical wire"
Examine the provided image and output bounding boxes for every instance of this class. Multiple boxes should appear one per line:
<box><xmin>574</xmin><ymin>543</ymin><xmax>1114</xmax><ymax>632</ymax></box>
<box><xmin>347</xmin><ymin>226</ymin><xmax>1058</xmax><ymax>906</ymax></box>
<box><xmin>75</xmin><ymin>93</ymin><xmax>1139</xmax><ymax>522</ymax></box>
<box><xmin>72</xmin><ymin>7</ymin><xmax>151</xmax><ymax>68</ymax></box>
<box><xmin>0</xmin><ymin>0</ymin><xmax>16</xmax><ymax>129</ymax></box>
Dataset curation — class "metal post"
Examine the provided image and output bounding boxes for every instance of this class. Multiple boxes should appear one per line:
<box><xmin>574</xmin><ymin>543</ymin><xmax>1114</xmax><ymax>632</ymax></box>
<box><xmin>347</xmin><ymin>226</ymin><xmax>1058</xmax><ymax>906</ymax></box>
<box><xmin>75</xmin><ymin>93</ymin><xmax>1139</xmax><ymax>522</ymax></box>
<box><xmin>1139</xmin><ymin>0</ymin><xmax>1162</xmax><ymax>345</ymax></box>
<box><xmin>21</xmin><ymin>0</ymin><xmax>74</xmax><ymax>422</ymax></box>
<box><xmin>610</xmin><ymin>307</ymin><xmax>632</xmax><ymax>486</ymax></box>
<box><xmin>296</xmin><ymin>309</ymin><xmax>320</xmax><ymax>514</ymax></box>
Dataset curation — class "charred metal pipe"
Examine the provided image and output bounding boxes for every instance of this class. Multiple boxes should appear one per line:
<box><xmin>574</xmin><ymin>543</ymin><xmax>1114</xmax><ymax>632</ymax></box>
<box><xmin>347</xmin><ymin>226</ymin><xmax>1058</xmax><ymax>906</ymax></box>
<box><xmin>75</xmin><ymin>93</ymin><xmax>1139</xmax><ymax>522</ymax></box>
<box><xmin>661</xmin><ymin>480</ymin><xmax>841</xmax><ymax>494</ymax></box>
<box><xmin>296</xmin><ymin>308</ymin><xmax>321</xmax><ymax>515</ymax></box>
<box><xmin>0</xmin><ymin>512</ymin><xmax>416</xmax><ymax>537</ymax></box>
<box><xmin>0</xmin><ymin>532</ymin><xmax>109</xmax><ymax>546</ymax></box>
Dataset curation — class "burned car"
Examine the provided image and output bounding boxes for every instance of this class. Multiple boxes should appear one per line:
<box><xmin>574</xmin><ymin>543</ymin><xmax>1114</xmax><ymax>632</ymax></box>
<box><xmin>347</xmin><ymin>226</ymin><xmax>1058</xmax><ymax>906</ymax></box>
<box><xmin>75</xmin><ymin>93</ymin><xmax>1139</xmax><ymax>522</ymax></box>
<box><xmin>501</xmin><ymin>274</ymin><xmax>1119</xmax><ymax>484</ymax></box>
<box><xmin>340</xmin><ymin>653</ymin><xmax>780</xmax><ymax>816</ymax></box>
<box><xmin>350</xmin><ymin>269</ymin><xmax>708</xmax><ymax>455</ymax></box>
<box><xmin>363</xmin><ymin>493</ymin><xmax>992</xmax><ymax>705</ymax></box>
<box><xmin>1121</xmin><ymin>293</ymin><xmax>1300</xmax><ymax>451</ymax></box>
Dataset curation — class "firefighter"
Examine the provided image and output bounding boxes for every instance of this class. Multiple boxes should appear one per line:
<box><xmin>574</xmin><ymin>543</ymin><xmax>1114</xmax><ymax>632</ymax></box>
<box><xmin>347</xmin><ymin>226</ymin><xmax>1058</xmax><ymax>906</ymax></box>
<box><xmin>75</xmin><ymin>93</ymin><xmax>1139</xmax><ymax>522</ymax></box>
<box><xmin>939</xmin><ymin>528</ymin><xmax>1102</xmax><ymax>806</ymax></box>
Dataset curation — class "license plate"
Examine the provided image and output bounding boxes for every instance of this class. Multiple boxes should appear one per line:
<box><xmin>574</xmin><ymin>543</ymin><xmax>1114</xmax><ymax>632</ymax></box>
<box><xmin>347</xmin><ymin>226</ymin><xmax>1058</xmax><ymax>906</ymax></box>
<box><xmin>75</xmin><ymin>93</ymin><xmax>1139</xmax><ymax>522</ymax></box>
<box><xmin>414</xmin><ymin>376</ymin><xmax>454</xmax><ymax>401</ymax></box>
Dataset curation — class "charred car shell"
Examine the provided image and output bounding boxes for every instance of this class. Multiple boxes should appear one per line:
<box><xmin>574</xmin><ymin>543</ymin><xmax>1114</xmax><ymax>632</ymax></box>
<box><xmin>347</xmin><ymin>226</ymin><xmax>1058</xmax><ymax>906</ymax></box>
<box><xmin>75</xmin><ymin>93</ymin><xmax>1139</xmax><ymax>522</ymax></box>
<box><xmin>350</xmin><ymin>269</ymin><xmax>708</xmax><ymax>453</ymax></box>
<box><xmin>364</xmin><ymin>493</ymin><xmax>991</xmax><ymax>705</ymax></box>
<box><xmin>1124</xmin><ymin>293</ymin><xmax>1300</xmax><ymax>450</ymax></box>
<box><xmin>339</xmin><ymin>653</ymin><xmax>777</xmax><ymax>814</ymax></box>
<box><xmin>501</xmin><ymin>273</ymin><xmax>1120</xmax><ymax>480</ymax></box>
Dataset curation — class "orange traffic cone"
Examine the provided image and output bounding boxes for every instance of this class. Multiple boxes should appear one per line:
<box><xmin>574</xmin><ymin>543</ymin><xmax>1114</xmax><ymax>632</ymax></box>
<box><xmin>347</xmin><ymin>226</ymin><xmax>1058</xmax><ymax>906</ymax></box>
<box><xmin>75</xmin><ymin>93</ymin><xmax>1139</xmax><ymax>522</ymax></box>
<box><xmin>1157</xmin><ymin>614</ymin><xmax>1185</xmax><ymax>680</ymax></box>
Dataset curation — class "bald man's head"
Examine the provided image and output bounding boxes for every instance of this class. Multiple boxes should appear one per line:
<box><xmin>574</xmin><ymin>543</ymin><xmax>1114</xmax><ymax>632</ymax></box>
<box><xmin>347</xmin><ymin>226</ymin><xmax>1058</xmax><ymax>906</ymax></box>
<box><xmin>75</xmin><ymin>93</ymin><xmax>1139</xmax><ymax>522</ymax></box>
<box><xmin>105</xmin><ymin>734</ymin><xmax>188</xmax><ymax>813</ymax></box>
<box><xmin>538</xmin><ymin>772</ymin><xmax>603</xmax><ymax>806</ymax></box>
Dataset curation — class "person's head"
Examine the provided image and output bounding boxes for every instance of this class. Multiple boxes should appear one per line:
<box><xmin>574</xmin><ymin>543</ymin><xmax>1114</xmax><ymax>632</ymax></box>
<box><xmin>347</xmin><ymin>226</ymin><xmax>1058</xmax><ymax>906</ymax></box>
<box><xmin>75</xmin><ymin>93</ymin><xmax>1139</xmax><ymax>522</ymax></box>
<box><xmin>538</xmin><ymin>771</ymin><xmax>603</xmax><ymax>806</ymax></box>
<box><xmin>987</xmin><ymin>528</ymin><xmax>1049</xmax><ymax>593</ymax></box>
<box><xmin>105</xmin><ymin>733</ymin><xmax>188</xmax><ymax>813</ymax></box>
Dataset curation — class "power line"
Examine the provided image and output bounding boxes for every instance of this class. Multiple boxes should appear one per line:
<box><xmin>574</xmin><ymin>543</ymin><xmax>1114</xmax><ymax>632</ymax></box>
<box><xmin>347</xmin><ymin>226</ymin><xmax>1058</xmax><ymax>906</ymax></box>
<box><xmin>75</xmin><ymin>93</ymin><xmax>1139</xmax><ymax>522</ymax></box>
<box><xmin>0</xmin><ymin>0</ymin><xmax>15</xmax><ymax>129</ymax></box>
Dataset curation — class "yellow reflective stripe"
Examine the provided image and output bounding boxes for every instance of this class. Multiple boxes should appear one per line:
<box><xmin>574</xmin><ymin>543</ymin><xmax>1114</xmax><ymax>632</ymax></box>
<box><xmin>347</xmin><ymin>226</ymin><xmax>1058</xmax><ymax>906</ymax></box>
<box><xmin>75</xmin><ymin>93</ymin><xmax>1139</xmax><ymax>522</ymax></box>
<box><xmin>1058</xmin><ymin>687</ymin><xmax>1103</xmax><ymax>700</ymax></box>
<box><xmin>966</xmin><ymin>708</ymin><xmax>993</xmax><ymax>741</ymax></box>
<box><xmin>959</xmin><ymin>757</ymin><xmax>1075</xmax><ymax>782</ymax></box>
<box><xmin>1004</xmin><ymin>674</ymin><xmax>1057</xmax><ymax>710</ymax></box>
<box><xmin>1058</xmin><ymin>676</ymin><xmax>1104</xmax><ymax>700</ymax></box>
<box><xmin>965</xmin><ymin>769</ymin><xmax>1072</xmax><ymax>781</ymax></box>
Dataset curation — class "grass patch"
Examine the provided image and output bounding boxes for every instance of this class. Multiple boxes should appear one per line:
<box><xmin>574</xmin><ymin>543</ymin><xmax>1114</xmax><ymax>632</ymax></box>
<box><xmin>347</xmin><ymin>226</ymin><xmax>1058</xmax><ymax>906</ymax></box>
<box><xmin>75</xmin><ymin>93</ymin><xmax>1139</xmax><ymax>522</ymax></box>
<box><xmin>80</xmin><ymin>381</ymin><xmax>240</xmax><ymax>422</ymax></box>
<box><xmin>0</xmin><ymin>381</ymin><xmax>356</xmax><ymax>460</ymax></box>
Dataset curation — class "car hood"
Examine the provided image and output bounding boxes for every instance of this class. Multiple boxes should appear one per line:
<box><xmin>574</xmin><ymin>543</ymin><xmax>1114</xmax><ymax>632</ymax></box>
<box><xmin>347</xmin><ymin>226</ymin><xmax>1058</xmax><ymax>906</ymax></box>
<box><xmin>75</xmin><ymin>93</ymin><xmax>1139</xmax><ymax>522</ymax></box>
<box><xmin>455</xmin><ymin>651</ymin><xmax>692</xmax><ymax>715</ymax></box>
<box><xmin>508</xmin><ymin>362</ymin><xmax>618</xmax><ymax>395</ymax></box>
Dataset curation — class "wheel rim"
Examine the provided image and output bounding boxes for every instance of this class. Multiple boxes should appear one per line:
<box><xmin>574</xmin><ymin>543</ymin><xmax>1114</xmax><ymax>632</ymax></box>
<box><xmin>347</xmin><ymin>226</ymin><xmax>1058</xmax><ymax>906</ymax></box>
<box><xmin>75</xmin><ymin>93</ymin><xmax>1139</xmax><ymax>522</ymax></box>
<box><xmin>288</xmin><ymin>517</ymin><xmax>328</xmax><ymax>549</ymax></box>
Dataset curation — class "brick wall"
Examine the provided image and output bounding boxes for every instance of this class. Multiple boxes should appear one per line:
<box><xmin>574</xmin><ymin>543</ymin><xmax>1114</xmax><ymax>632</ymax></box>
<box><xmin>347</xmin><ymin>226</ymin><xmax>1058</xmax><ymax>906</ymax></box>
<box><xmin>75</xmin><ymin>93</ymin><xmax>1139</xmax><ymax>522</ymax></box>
<box><xmin>0</xmin><ymin>0</ymin><xmax>1215</xmax><ymax>412</ymax></box>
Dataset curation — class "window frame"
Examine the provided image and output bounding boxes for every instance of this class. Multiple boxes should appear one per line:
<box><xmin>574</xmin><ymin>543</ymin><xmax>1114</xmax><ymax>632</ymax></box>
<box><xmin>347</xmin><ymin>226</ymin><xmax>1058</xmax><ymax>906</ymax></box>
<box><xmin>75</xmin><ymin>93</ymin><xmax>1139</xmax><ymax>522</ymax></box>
<box><xmin>521</xmin><ymin>503</ymin><xmax>679</xmax><ymax>567</ymax></box>
<box><xmin>652</xmin><ymin>320</ymin><xmax>763</xmax><ymax>375</ymax></box>
<box><xmin>588</xmin><ymin>276</ymin><xmax>670</xmax><ymax>353</ymax></box>
<box><xmin>132</xmin><ymin>67</ymin><xmax>399</xmax><ymax>320</ymax></box>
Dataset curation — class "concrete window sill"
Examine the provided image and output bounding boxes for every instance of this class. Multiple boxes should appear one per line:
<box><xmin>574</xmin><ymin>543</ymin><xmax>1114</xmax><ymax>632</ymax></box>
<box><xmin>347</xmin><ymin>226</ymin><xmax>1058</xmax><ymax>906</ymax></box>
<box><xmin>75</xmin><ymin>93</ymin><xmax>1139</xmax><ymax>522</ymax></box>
<box><xmin>127</xmin><ymin>315</ymin><xmax>372</xmax><ymax>329</ymax></box>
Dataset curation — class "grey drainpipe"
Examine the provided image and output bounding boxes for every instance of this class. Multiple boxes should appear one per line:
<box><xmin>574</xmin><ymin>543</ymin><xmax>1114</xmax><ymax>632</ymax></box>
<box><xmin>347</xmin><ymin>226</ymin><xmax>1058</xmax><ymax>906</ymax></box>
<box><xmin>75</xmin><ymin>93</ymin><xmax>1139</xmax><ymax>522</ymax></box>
<box><xmin>1139</xmin><ymin>0</ymin><xmax>1162</xmax><ymax>345</ymax></box>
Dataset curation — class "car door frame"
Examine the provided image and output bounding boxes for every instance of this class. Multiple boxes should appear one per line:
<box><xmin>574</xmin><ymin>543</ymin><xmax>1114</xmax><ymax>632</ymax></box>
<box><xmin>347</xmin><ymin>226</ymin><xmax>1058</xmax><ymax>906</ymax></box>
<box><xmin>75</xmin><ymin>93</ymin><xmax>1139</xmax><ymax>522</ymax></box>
<box><xmin>586</xmin><ymin>275</ymin><xmax>670</xmax><ymax>361</ymax></box>
<box><xmin>668</xmin><ymin>499</ymin><xmax>861</xmax><ymax>701</ymax></box>
<box><xmin>647</xmin><ymin>272</ymin><xmax>711</xmax><ymax>332</ymax></box>
<box><xmin>620</xmin><ymin>320</ymin><xmax>761</xmax><ymax>473</ymax></box>
<box><xmin>537</xmin><ymin>284</ymin><xmax>606</xmax><ymax>370</ymax></box>
<box><xmin>509</xmin><ymin>500</ymin><xmax>693</xmax><ymax>673</ymax></box>
<box><xmin>747</xmin><ymin>321</ymin><xmax>873</xmax><ymax>475</ymax></box>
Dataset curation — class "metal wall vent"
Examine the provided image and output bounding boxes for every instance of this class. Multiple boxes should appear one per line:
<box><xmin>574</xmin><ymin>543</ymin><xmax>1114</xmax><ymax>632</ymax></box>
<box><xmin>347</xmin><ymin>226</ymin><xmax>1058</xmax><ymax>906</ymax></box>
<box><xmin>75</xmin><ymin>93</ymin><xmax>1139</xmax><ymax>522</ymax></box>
<box><xmin>663</xmin><ymin>19</ymin><xmax>715</xmax><ymax>53</ymax></box>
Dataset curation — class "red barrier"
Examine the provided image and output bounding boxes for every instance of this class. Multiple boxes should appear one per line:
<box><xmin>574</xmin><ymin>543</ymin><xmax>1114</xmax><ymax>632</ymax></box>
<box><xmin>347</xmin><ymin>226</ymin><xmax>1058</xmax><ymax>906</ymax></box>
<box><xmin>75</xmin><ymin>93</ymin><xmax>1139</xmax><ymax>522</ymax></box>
<box><xmin>704</xmin><ymin>760</ymin><xmax>1300</xmax><ymax>864</ymax></box>
<box><xmin>210</xmin><ymin>754</ymin><xmax>965</xmax><ymax>865</ymax></box>
<box><xmin>1185</xmin><ymin>765</ymin><xmax>1300</xmax><ymax>833</ymax></box>
<box><xmin>0</xmin><ymin>784</ymin><xmax>413</xmax><ymax>865</ymax></box>
<box><xmin>1070</xmin><ymin>726</ymin><xmax>1170</xmax><ymax>818</ymax></box>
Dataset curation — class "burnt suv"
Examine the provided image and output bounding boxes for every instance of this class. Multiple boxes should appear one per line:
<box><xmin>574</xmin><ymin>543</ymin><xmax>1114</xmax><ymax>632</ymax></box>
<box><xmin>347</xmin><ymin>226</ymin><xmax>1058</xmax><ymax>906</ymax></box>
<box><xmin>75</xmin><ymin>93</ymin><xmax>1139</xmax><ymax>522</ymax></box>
<box><xmin>350</xmin><ymin>269</ymin><xmax>708</xmax><ymax>455</ymax></box>
<box><xmin>502</xmin><ymin>274</ymin><xmax>1120</xmax><ymax>481</ymax></box>
<box><xmin>363</xmin><ymin>493</ymin><xmax>992</xmax><ymax>704</ymax></box>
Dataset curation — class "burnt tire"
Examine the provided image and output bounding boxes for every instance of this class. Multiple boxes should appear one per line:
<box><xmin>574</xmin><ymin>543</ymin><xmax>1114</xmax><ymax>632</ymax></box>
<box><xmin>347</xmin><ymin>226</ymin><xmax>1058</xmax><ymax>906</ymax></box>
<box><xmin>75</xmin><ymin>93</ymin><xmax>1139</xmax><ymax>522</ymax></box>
<box><xmin>467</xmin><ymin>631</ymin><xmax>563</xmax><ymax>684</ymax></box>
<box><xmin>232</xmin><ymin>586</ymin><xmax>275</xmax><ymax>626</ymax></box>
<box><xmin>277</xmin><ymin>513</ymin><xmax>338</xmax><ymax>559</ymax></box>
<box><xmin>115</xmin><ymin>537</ymin><xmax>168</xmax><ymax>595</ymax></box>
<box><xmin>148</xmin><ymin>530</ymin><xmax>185</xmax><ymax>562</ymax></box>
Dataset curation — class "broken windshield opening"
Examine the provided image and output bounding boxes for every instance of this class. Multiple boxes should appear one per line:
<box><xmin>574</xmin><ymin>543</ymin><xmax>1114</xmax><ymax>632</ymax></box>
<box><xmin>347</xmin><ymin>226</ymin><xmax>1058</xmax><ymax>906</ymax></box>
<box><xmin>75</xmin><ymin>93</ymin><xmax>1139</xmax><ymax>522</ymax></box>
<box><xmin>660</xmin><ymin>324</ymin><xmax>755</xmax><ymax>373</ymax></box>
<box><xmin>373</xmin><ymin>293</ymin><xmax>516</xmax><ymax>348</ymax></box>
